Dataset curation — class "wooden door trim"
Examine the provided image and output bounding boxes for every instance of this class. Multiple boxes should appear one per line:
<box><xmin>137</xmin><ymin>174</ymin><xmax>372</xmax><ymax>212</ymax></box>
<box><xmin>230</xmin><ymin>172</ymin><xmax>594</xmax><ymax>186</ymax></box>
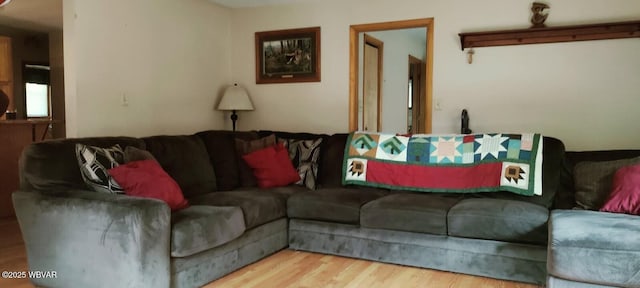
<box><xmin>363</xmin><ymin>34</ymin><xmax>383</xmax><ymax>131</ymax></box>
<box><xmin>349</xmin><ymin>18</ymin><xmax>434</xmax><ymax>133</ymax></box>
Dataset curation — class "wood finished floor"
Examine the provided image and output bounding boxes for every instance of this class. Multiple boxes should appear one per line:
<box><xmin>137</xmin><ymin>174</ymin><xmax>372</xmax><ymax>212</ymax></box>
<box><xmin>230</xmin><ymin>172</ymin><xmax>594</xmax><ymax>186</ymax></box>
<box><xmin>1</xmin><ymin>217</ymin><xmax>541</xmax><ymax>288</ymax></box>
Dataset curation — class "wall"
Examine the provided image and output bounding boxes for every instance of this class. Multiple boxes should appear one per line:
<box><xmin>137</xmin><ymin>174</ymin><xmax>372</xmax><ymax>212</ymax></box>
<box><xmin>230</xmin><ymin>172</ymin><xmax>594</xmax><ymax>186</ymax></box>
<box><xmin>49</xmin><ymin>30</ymin><xmax>65</xmax><ymax>138</ymax></box>
<box><xmin>229</xmin><ymin>0</ymin><xmax>640</xmax><ymax>150</ymax></box>
<box><xmin>63</xmin><ymin>0</ymin><xmax>232</xmax><ymax>137</ymax></box>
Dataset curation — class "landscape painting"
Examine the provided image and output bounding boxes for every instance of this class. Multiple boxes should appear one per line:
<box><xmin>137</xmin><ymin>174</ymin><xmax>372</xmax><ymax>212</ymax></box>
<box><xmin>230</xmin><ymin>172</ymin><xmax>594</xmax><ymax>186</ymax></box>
<box><xmin>255</xmin><ymin>27</ymin><xmax>321</xmax><ymax>84</ymax></box>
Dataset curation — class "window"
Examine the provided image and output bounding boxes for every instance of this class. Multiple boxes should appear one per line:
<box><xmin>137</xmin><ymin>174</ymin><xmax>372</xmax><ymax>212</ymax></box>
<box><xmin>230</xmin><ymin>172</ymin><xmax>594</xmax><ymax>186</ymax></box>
<box><xmin>23</xmin><ymin>64</ymin><xmax>50</xmax><ymax>118</ymax></box>
<box><xmin>25</xmin><ymin>82</ymin><xmax>49</xmax><ymax>117</ymax></box>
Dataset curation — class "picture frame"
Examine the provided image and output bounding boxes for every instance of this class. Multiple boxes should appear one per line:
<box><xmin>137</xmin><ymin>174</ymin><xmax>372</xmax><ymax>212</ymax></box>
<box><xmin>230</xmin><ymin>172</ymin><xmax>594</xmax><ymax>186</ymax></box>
<box><xmin>255</xmin><ymin>27</ymin><xmax>321</xmax><ymax>84</ymax></box>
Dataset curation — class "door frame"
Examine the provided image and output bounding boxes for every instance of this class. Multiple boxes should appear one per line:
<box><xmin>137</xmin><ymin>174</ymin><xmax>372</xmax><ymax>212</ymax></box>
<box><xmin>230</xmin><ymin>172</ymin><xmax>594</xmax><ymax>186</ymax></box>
<box><xmin>362</xmin><ymin>34</ymin><xmax>383</xmax><ymax>131</ymax></box>
<box><xmin>349</xmin><ymin>18</ymin><xmax>434</xmax><ymax>132</ymax></box>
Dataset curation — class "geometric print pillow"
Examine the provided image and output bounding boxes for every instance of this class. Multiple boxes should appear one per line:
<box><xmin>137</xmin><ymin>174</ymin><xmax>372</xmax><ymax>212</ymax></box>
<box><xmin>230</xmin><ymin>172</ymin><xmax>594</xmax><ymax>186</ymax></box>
<box><xmin>283</xmin><ymin>138</ymin><xmax>323</xmax><ymax>190</ymax></box>
<box><xmin>75</xmin><ymin>144</ymin><xmax>126</xmax><ymax>193</ymax></box>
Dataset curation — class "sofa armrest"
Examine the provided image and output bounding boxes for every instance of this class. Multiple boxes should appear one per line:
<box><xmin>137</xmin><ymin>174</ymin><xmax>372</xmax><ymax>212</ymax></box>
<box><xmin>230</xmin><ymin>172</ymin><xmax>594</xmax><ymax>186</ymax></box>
<box><xmin>548</xmin><ymin>210</ymin><xmax>640</xmax><ymax>287</ymax></box>
<box><xmin>12</xmin><ymin>190</ymin><xmax>171</xmax><ymax>288</ymax></box>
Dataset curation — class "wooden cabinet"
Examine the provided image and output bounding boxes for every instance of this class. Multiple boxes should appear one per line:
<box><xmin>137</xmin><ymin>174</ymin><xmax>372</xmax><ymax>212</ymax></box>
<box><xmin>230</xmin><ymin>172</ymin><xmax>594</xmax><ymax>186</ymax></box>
<box><xmin>0</xmin><ymin>36</ymin><xmax>12</xmax><ymax>82</ymax></box>
<box><xmin>0</xmin><ymin>120</ymin><xmax>53</xmax><ymax>218</ymax></box>
<box><xmin>0</xmin><ymin>36</ymin><xmax>13</xmax><ymax>117</ymax></box>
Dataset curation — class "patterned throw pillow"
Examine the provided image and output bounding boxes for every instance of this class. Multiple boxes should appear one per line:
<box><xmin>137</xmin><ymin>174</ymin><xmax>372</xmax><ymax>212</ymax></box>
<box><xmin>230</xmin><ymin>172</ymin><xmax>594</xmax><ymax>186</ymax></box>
<box><xmin>75</xmin><ymin>144</ymin><xmax>125</xmax><ymax>193</ymax></box>
<box><xmin>283</xmin><ymin>138</ymin><xmax>323</xmax><ymax>190</ymax></box>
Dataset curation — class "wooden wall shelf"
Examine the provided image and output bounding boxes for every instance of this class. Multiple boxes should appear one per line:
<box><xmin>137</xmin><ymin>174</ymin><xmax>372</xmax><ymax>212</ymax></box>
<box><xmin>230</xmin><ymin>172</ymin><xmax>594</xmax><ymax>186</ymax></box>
<box><xmin>459</xmin><ymin>20</ymin><xmax>640</xmax><ymax>50</ymax></box>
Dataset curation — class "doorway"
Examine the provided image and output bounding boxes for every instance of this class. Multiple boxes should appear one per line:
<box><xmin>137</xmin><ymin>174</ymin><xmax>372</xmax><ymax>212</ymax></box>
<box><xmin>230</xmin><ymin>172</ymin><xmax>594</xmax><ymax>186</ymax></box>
<box><xmin>349</xmin><ymin>18</ymin><xmax>434</xmax><ymax>133</ymax></box>
<box><xmin>408</xmin><ymin>55</ymin><xmax>423</xmax><ymax>133</ymax></box>
<box><xmin>362</xmin><ymin>34</ymin><xmax>383</xmax><ymax>132</ymax></box>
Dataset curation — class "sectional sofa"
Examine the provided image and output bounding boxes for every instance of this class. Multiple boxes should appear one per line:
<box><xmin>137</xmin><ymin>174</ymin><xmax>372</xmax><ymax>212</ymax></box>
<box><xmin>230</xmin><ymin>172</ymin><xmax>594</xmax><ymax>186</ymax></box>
<box><xmin>12</xmin><ymin>130</ymin><xmax>640</xmax><ymax>288</ymax></box>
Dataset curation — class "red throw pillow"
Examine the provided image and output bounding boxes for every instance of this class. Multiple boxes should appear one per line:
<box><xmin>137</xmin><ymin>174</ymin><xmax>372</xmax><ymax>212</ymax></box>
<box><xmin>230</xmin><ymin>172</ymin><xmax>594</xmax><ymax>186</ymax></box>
<box><xmin>242</xmin><ymin>143</ymin><xmax>301</xmax><ymax>188</ymax></box>
<box><xmin>108</xmin><ymin>160</ymin><xmax>189</xmax><ymax>211</ymax></box>
<box><xmin>600</xmin><ymin>164</ymin><xmax>640</xmax><ymax>215</ymax></box>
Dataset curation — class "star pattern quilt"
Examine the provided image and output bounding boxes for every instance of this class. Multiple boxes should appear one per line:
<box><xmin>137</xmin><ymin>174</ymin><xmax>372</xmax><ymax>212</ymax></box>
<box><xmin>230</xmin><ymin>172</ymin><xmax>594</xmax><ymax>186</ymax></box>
<box><xmin>342</xmin><ymin>132</ymin><xmax>543</xmax><ymax>196</ymax></box>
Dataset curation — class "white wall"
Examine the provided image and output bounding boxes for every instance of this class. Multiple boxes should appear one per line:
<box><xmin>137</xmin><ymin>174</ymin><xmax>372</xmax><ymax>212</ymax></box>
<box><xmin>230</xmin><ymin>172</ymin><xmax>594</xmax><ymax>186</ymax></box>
<box><xmin>49</xmin><ymin>30</ymin><xmax>65</xmax><ymax>138</ymax></box>
<box><xmin>229</xmin><ymin>0</ymin><xmax>640</xmax><ymax>150</ymax></box>
<box><xmin>63</xmin><ymin>0</ymin><xmax>77</xmax><ymax>137</ymax></box>
<box><xmin>63</xmin><ymin>0</ymin><xmax>232</xmax><ymax>137</ymax></box>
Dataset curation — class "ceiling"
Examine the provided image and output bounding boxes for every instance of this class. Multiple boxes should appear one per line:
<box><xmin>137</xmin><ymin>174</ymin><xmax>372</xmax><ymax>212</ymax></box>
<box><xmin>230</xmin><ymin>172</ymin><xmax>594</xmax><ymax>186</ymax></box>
<box><xmin>0</xmin><ymin>0</ymin><xmax>62</xmax><ymax>32</ymax></box>
<box><xmin>0</xmin><ymin>0</ymin><xmax>317</xmax><ymax>33</ymax></box>
<box><xmin>210</xmin><ymin>0</ymin><xmax>322</xmax><ymax>8</ymax></box>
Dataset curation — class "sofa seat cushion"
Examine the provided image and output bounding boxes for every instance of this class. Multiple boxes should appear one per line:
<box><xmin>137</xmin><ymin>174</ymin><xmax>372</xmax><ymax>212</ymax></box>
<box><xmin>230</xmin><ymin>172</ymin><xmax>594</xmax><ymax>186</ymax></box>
<box><xmin>265</xmin><ymin>185</ymin><xmax>309</xmax><ymax>197</ymax></box>
<box><xmin>287</xmin><ymin>188</ymin><xmax>388</xmax><ymax>224</ymax></box>
<box><xmin>548</xmin><ymin>210</ymin><xmax>640</xmax><ymax>287</ymax></box>
<box><xmin>361</xmin><ymin>193</ymin><xmax>462</xmax><ymax>235</ymax></box>
<box><xmin>188</xmin><ymin>189</ymin><xmax>290</xmax><ymax>229</ymax></box>
<box><xmin>447</xmin><ymin>198</ymin><xmax>549</xmax><ymax>245</ymax></box>
<box><xmin>170</xmin><ymin>205</ymin><xmax>245</xmax><ymax>257</ymax></box>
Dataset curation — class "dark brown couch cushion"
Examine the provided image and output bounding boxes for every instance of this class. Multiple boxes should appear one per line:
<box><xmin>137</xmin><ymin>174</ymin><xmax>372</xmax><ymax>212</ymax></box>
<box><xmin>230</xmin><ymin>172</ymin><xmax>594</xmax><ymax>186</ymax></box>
<box><xmin>258</xmin><ymin>131</ymin><xmax>328</xmax><ymax>141</ymax></box>
<box><xmin>196</xmin><ymin>130</ymin><xmax>258</xmax><ymax>191</ymax></box>
<box><xmin>235</xmin><ymin>134</ymin><xmax>277</xmax><ymax>187</ymax></box>
<box><xmin>317</xmin><ymin>133</ymin><xmax>348</xmax><ymax>188</ymax></box>
<box><xmin>143</xmin><ymin>135</ymin><xmax>217</xmax><ymax>198</ymax></box>
<box><xmin>19</xmin><ymin>137</ymin><xmax>145</xmax><ymax>193</ymax></box>
<box><xmin>573</xmin><ymin>156</ymin><xmax>640</xmax><ymax>210</ymax></box>
<box><xmin>123</xmin><ymin>146</ymin><xmax>156</xmax><ymax>163</ymax></box>
<box><xmin>558</xmin><ymin>150</ymin><xmax>640</xmax><ymax>209</ymax></box>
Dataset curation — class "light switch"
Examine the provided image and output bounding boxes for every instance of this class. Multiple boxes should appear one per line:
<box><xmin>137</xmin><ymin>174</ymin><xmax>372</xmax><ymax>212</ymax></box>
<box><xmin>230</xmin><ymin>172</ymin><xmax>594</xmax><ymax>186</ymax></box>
<box><xmin>121</xmin><ymin>93</ymin><xmax>129</xmax><ymax>107</ymax></box>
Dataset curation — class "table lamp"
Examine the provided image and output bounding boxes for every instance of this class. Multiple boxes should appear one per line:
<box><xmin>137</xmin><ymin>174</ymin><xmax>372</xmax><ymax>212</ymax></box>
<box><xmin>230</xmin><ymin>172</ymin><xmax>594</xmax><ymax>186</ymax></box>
<box><xmin>217</xmin><ymin>83</ymin><xmax>254</xmax><ymax>131</ymax></box>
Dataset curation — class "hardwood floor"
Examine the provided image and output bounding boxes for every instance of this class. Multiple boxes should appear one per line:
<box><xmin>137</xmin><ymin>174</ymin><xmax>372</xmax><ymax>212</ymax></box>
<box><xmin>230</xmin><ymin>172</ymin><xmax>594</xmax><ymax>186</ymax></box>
<box><xmin>207</xmin><ymin>250</ymin><xmax>540</xmax><ymax>288</ymax></box>
<box><xmin>0</xmin><ymin>217</ymin><xmax>32</xmax><ymax>288</ymax></box>
<box><xmin>1</xmin><ymin>217</ymin><xmax>540</xmax><ymax>288</ymax></box>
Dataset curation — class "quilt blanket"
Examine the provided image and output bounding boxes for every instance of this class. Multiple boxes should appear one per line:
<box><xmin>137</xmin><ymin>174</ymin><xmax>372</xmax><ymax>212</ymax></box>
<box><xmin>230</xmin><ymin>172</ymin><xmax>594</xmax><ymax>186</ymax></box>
<box><xmin>342</xmin><ymin>132</ymin><xmax>543</xmax><ymax>196</ymax></box>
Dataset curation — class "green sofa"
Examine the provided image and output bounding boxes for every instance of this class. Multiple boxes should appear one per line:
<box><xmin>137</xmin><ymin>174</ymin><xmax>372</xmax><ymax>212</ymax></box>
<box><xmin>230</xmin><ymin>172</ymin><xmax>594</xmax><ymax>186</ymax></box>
<box><xmin>12</xmin><ymin>130</ymin><xmax>639</xmax><ymax>288</ymax></box>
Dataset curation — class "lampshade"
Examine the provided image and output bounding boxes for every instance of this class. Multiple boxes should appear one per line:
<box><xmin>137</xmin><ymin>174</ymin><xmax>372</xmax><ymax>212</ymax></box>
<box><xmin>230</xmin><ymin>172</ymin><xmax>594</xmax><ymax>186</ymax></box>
<box><xmin>217</xmin><ymin>84</ymin><xmax>254</xmax><ymax>111</ymax></box>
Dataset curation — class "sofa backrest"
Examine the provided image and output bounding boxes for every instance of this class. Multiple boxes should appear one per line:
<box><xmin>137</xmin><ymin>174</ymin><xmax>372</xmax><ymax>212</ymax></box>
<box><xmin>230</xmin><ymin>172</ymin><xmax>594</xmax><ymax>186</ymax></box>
<box><xmin>19</xmin><ymin>130</ymin><xmax>581</xmax><ymax>209</ymax></box>
<box><xmin>555</xmin><ymin>149</ymin><xmax>640</xmax><ymax>209</ymax></box>
<box><xmin>317</xmin><ymin>133</ymin><xmax>349</xmax><ymax>188</ymax></box>
<box><xmin>142</xmin><ymin>134</ymin><xmax>219</xmax><ymax>198</ymax></box>
<box><xmin>195</xmin><ymin>130</ymin><xmax>259</xmax><ymax>191</ymax></box>
<box><xmin>314</xmin><ymin>135</ymin><xmax>567</xmax><ymax>208</ymax></box>
<box><xmin>19</xmin><ymin>137</ymin><xmax>145</xmax><ymax>193</ymax></box>
<box><xmin>19</xmin><ymin>131</ymin><xmax>259</xmax><ymax>197</ymax></box>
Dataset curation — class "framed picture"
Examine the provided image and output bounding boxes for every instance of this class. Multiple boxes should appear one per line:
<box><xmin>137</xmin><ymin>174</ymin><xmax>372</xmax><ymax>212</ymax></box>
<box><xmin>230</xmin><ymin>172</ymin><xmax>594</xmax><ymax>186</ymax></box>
<box><xmin>255</xmin><ymin>27</ymin><xmax>321</xmax><ymax>84</ymax></box>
